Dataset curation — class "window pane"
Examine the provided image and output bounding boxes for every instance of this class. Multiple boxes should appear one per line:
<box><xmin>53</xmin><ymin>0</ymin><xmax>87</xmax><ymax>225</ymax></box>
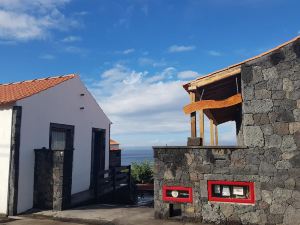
<box><xmin>51</xmin><ymin>130</ymin><xmax>66</xmax><ymax>150</ymax></box>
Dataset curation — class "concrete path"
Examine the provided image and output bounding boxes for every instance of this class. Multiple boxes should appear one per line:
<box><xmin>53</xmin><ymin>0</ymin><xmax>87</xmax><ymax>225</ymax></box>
<box><xmin>0</xmin><ymin>217</ymin><xmax>81</xmax><ymax>225</ymax></box>
<box><xmin>30</xmin><ymin>204</ymin><xmax>206</xmax><ymax>225</ymax></box>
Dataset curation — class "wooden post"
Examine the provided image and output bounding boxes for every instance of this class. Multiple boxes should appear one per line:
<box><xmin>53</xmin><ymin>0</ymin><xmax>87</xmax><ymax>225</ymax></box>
<box><xmin>210</xmin><ymin>119</ymin><xmax>214</xmax><ymax>145</ymax></box>
<box><xmin>190</xmin><ymin>92</ymin><xmax>197</xmax><ymax>138</ymax></box>
<box><xmin>214</xmin><ymin>124</ymin><xmax>218</xmax><ymax>145</ymax></box>
<box><xmin>199</xmin><ymin>110</ymin><xmax>204</xmax><ymax>145</ymax></box>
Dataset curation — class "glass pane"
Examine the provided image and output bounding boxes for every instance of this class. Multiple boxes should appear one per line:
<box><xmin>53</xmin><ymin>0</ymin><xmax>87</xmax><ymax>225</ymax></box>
<box><xmin>51</xmin><ymin>130</ymin><xmax>66</xmax><ymax>150</ymax></box>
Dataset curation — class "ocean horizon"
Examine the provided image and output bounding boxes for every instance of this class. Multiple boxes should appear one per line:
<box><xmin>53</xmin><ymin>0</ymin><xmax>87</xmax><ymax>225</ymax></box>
<box><xmin>121</xmin><ymin>146</ymin><xmax>154</xmax><ymax>165</ymax></box>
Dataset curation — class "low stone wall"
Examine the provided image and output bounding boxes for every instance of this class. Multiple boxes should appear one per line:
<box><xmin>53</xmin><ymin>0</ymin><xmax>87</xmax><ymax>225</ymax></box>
<box><xmin>153</xmin><ymin>146</ymin><xmax>299</xmax><ymax>225</ymax></box>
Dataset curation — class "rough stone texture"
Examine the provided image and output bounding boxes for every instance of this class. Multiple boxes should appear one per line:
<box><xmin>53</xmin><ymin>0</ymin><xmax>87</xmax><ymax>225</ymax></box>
<box><xmin>153</xmin><ymin>40</ymin><xmax>300</xmax><ymax>225</ymax></box>
<box><xmin>34</xmin><ymin>149</ymin><xmax>73</xmax><ymax>211</ymax></box>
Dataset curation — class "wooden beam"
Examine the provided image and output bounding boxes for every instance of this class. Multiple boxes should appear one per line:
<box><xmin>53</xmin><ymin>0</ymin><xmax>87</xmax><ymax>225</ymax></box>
<box><xmin>183</xmin><ymin>93</ymin><xmax>242</xmax><ymax>115</ymax></box>
<box><xmin>190</xmin><ymin>92</ymin><xmax>197</xmax><ymax>138</ymax></box>
<box><xmin>187</xmin><ymin>66</ymin><xmax>241</xmax><ymax>90</ymax></box>
<box><xmin>199</xmin><ymin>110</ymin><xmax>204</xmax><ymax>144</ymax></box>
<box><xmin>210</xmin><ymin>119</ymin><xmax>214</xmax><ymax>146</ymax></box>
<box><xmin>203</xmin><ymin>109</ymin><xmax>218</xmax><ymax>125</ymax></box>
<box><xmin>214</xmin><ymin>124</ymin><xmax>218</xmax><ymax>145</ymax></box>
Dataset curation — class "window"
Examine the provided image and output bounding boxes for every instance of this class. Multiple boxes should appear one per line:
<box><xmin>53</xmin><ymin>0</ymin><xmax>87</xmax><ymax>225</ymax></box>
<box><xmin>162</xmin><ymin>186</ymin><xmax>193</xmax><ymax>203</ymax></box>
<box><xmin>50</xmin><ymin>123</ymin><xmax>74</xmax><ymax>151</ymax></box>
<box><xmin>208</xmin><ymin>180</ymin><xmax>255</xmax><ymax>204</ymax></box>
<box><xmin>51</xmin><ymin>130</ymin><xmax>67</xmax><ymax>150</ymax></box>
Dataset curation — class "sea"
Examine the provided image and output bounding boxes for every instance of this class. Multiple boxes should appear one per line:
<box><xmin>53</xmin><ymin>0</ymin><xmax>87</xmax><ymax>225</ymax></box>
<box><xmin>121</xmin><ymin>146</ymin><xmax>154</xmax><ymax>165</ymax></box>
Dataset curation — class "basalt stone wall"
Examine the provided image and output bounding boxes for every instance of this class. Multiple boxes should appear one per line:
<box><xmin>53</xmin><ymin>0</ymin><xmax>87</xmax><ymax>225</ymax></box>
<box><xmin>34</xmin><ymin>149</ymin><xmax>73</xmax><ymax>211</ymax></box>
<box><xmin>154</xmin><ymin>146</ymin><xmax>300</xmax><ymax>224</ymax></box>
<box><xmin>238</xmin><ymin>39</ymin><xmax>300</xmax><ymax>224</ymax></box>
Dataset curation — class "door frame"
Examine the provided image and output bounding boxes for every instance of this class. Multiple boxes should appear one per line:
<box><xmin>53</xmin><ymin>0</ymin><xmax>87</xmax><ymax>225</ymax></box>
<box><xmin>7</xmin><ymin>106</ymin><xmax>22</xmax><ymax>216</ymax></box>
<box><xmin>90</xmin><ymin>128</ymin><xmax>106</xmax><ymax>193</ymax></box>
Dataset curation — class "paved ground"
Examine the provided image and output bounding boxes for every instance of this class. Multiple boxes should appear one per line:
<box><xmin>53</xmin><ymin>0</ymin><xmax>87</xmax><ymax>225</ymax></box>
<box><xmin>29</xmin><ymin>204</ymin><xmax>206</xmax><ymax>225</ymax></box>
<box><xmin>1</xmin><ymin>203</ymin><xmax>209</xmax><ymax>225</ymax></box>
<box><xmin>0</xmin><ymin>217</ymin><xmax>81</xmax><ymax>225</ymax></box>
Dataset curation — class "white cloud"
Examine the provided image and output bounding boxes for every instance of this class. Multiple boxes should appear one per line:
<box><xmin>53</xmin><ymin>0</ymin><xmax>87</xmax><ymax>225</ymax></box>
<box><xmin>138</xmin><ymin>57</ymin><xmax>167</xmax><ymax>67</ymax></box>
<box><xmin>208</xmin><ymin>50</ymin><xmax>222</xmax><ymax>56</ymax></box>
<box><xmin>62</xmin><ymin>35</ymin><xmax>81</xmax><ymax>42</ymax></box>
<box><xmin>122</xmin><ymin>48</ymin><xmax>135</xmax><ymax>54</ymax></box>
<box><xmin>177</xmin><ymin>70</ymin><xmax>200</xmax><ymax>79</ymax></box>
<box><xmin>115</xmin><ymin>48</ymin><xmax>135</xmax><ymax>55</ymax></box>
<box><xmin>0</xmin><ymin>0</ymin><xmax>75</xmax><ymax>41</ymax></box>
<box><xmin>90</xmin><ymin>65</ymin><xmax>189</xmax><ymax>135</ymax></box>
<box><xmin>168</xmin><ymin>45</ymin><xmax>196</xmax><ymax>53</ymax></box>
<box><xmin>89</xmin><ymin>64</ymin><xmax>237</xmax><ymax>146</ymax></box>
<box><xmin>40</xmin><ymin>54</ymin><xmax>55</xmax><ymax>60</ymax></box>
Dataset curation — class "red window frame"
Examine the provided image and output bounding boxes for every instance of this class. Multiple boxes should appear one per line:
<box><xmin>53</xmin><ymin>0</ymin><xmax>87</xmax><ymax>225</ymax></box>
<box><xmin>162</xmin><ymin>185</ymin><xmax>193</xmax><ymax>203</ymax></box>
<box><xmin>207</xmin><ymin>180</ymin><xmax>255</xmax><ymax>204</ymax></box>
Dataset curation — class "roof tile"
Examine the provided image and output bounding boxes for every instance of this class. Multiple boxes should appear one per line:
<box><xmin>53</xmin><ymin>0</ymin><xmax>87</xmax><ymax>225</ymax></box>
<box><xmin>0</xmin><ymin>74</ymin><xmax>76</xmax><ymax>105</ymax></box>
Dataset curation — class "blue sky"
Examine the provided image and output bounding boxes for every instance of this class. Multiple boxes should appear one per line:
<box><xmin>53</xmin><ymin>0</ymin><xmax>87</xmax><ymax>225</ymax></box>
<box><xmin>0</xmin><ymin>0</ymin><xmax>299</xmax><ymax>147</ymax></box>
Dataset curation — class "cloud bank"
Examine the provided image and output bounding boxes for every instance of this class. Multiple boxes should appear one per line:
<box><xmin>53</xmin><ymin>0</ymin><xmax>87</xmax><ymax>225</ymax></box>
<box><xmin>0</xmin><ymin>0</ymin><xmax>75</xmax><ymax>41</ymax></box>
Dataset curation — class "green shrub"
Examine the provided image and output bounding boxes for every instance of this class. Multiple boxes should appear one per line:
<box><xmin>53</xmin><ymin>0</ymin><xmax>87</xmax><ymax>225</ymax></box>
<box><xmin>131</xmin><ymin>161</ymin><xmax>154</xmax><ymax>184</ymax></box>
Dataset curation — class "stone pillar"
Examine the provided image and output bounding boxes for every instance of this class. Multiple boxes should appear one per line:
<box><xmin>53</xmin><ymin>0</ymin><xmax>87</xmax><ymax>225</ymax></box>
<box><xmin>34</xmin><ymin>149</ymin><xmax>73</xmax><ymax>210</ymax></box>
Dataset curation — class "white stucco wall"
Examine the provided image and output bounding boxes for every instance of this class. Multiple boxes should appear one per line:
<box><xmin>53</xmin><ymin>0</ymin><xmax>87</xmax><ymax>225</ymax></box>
<box><xmin>0</xmin><ymin>107</ymin><xmax>12</xmax><ymax>214</ymax></box>
<box><xmin>16</xmin><ymin>77</ymin><xmax>110</xmax><ymax>214</ymax></box>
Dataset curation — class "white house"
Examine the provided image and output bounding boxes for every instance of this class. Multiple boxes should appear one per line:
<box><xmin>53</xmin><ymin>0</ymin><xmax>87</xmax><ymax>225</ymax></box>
<box><xmin>0</xmin><ymin>74</ymin><xmax>111</xmax><ymax>215</ymax></box>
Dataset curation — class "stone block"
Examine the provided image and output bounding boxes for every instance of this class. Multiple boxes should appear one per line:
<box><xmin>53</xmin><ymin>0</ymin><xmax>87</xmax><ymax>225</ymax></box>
<box><xmin>264</xmin><ymin>147</ymin><xmax>281</xmax><ymax>164</ymax></box>
<box><xmin>283</xmin><ymin>205</ymin><xmax>300</xmax><ymax>225</ymax></box>
<box><xmin>220</xmin><ymin>204</ymin><xmax>234</xmax><ymax>218</ymax></box>
<box><xmin>255</xmin><ymin>89</ymin><xmax>271</xmax><ymax>99</ymax></box>
<box><xmin>243</xmin><ymin>126</ymin><xmax>264</xmax><ymax>147</ymax></box>
<box><xmin>285</xmin><ymin>178</ymin><xmax>296</xmax><ymax>189</ymax></box>
<box><xmin>259</xmin><ymin>161</ymin><xmax>276</xmax><ymax>176</ymax></box>
<box><xmin>273</xmin><ymin>122</ymin><xmax>290</xmax><ymax>135</ymax></box>
<box><xmin>294</xmin><ymin>109</ymin><xmax>300</xmax><ymax>121</ymax></box>
<box><xmin>290</xmin><ymin>153</ymin><xmax>300</xmax><ymax>168</ymax></box>
<box><xmin>244</xmin><ymin>99</ymin><xmax>273</xmax><ymax>113</ymax></box>
<box><xmin>275</xmin><ymin>160</ymin><xmax>292</xmax><ymax>169</ymax></box>
<box><xmin>262</xmin><ymin>67</ymin><xmax>278</xmax><ymax>80</ymax></box>
<box><xmin>261</xmin><ymin>124</ymin><xmax>273</xmax><ymax>135</ymax></box>
<box><xmin>187</xmin><ymin>137</ymin><xmax>202</xmax><ymax>146</ymax></box>
<box><xmin>240</xmin><ymin>210</ymin><xmax>267</xmax><ymax>225</ymax></box>
<box><xmin>270</xmin><ymin>203</ymin><xmax>287</xmax><ymax>214</ymax></box>
<box><xmin>267</xmin><ymin>78</ymin><xmax>283</xmax><ymax>90</ymax></box>
<box><xmin>255</xmin><ymin>80</ymin><xmax>268</xmax><ymax>90</ymax></box>
<box><xmin>281</xmin><ymin>135</ymin><xmax>297</xmax><ymax>152</ymax></box>
<box><xmin>265</xmin><ymin>134</ymin><xmax>282</xmax><ymax>148</ymax></box>
<box><xmin>243</xmin><ymin>86</ymin><xmax>254</xmax><ymax>100</ymax></box>
<box><xmin>273</xmin><ymin>188</ymin><xmax>293</xmax><ymax>203</ymax></box>
<box><xmin>251</xmin><ymin>66</ymin><xmax>263</xmax><ymax>82</ymax></box>
<box><xmin>243</xmin><ymin>113</ymin><xmax>254</xmax><ymax>125</ymax></box>
<box><xmin>261</xmin><ymin>190</ymin><xmax>272</xmax><ymax>204</ymax></box>
<box><xmin>272</xmin><ymin>90</ymin><xmax>286</xmax><ymax>99</ymax></box>
<box><xmin>283</xmin><ymin>78</ymin><xmax>294</xmax><ymax>91</ymax></box>
<box><xmin>253</xmin><ymin>113</ymin><xmax>270</xmax><ymax>125</ymax></box>
<box><xmin>289</xmin><ymin>122</ymin><xmax>300</xmax><ymax>134</ymax></box>
<box><xmin>286</xmin><ymin>89</ymin><xmax>300</xmax><ymax>100</ymax></box>
<box><xmin>267</xmin><ymin>214</ymin><xmax>283</xmax><ymax>224</ymax></box>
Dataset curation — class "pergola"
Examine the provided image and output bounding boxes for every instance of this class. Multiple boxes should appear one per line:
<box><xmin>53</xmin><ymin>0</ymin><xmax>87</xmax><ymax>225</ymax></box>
<box><xmin>182</xmin><ymin>35</ymin><xmax>300</xmax><ymax>146</ymax></box>
<box><xmin>183</xmin><ymin>65</ymin><xmax>242</xmax><ymax>146</ymax></box>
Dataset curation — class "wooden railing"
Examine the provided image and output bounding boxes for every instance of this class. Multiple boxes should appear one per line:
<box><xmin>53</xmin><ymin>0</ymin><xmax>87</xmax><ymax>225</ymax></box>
<box><xmin>96</xmin><ymin>166</ymin><xmax>132</xmax><ymax>197</ymax></box>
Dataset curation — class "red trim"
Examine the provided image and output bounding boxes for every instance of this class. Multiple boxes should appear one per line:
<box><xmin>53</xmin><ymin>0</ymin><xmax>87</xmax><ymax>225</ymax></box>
<box><xmin>162</xmin><ymin>185</ymin><xmax>193</xmax><ymax>203</ymax></box>
<box><xmin>207</xmin><ymin>180</ymin><xmax>255</xmax><ymax>204</ymax></box>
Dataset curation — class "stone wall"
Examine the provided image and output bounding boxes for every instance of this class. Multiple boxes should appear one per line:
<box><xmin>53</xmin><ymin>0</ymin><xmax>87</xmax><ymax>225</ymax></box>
<box><xmin>239</xmin><ymin>38</ymin><xmax>300</xmax><ymax>224</ymax></box>
<box><xmin>34</xmin><ymin>149</ymin><xmax>73</xmax><ymax>211</ymax></box>
<box><xmin>153</xmin><ymin>40</ymin><xmax>300</xmax><ymax>225</ymax></box>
